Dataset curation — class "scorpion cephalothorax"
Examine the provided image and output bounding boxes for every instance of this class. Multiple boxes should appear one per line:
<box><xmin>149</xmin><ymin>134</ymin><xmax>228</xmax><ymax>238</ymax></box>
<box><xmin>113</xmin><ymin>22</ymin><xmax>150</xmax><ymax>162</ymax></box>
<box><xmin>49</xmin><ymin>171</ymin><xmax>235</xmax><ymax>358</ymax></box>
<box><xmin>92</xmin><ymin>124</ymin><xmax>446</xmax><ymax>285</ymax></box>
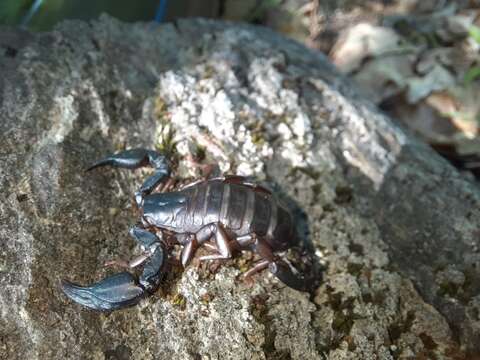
<box><xmin>61</xmin><ymin>148</ymin><xmax>307</xmax><ymax>311</ymax></box>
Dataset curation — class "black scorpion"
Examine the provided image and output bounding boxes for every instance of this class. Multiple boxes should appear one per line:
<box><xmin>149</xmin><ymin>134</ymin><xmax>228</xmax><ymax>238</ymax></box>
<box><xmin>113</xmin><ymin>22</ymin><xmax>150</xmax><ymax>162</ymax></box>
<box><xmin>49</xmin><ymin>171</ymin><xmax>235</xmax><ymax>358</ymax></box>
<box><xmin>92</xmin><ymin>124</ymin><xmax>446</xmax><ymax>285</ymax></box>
<box><xmin>61</xmin><ymin>148</ymin><xmax>307</xmax><ymax>311</ymax></box>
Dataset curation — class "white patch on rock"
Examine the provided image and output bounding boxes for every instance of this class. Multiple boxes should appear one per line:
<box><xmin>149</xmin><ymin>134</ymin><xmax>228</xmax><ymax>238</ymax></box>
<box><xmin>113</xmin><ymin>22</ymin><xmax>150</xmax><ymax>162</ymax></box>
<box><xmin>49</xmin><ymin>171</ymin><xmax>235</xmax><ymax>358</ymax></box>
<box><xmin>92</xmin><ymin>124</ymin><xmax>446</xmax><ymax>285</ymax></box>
<box><xmin>314</xmin><ymin>80</ymin><xmax>408</xmax><ymax>190</ymax></box>
<box><xmin>48</xmin><ymin>95</ymin><xmax>77</xmax><ymax>144</ymax></box>
<box><xmin>83</xmin><ymin>82</ymin><xmax>110</xmax><ymax>137</ymax></box>
<box><xmin>157</xmin><ymin>71</ymin><xmax>274</xmax><ymax>176</ymax></box>
<box><xmin>292</xmin><ymin>112</ymin><xmax>313</xmax><ymax>146</ymax></box>
<box><xmin>0</xmin><ymin>196</ymin><xmax>40</xmax><ymax>359</ymax></box>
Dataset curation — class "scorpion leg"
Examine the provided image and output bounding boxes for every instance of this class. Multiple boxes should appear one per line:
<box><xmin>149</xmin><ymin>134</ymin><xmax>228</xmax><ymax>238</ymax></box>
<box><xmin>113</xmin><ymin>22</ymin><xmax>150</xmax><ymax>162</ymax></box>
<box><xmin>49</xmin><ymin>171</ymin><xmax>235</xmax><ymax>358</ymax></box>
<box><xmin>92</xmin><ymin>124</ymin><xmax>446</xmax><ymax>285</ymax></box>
<box><xmin>86</xmin><ymin>148</ymin><xmax>170</xmax><ymax>205</ymax></box>
<box><xmin>198</xmin><ymin>226</ymin><xmax>234</xmax><ymax>261</ymax></box>
<box><xmin>242</xmin><ymin>259</ymin><xmax>269</xmax><ymax>278</ymax></box>
<box><xmin>180</xmin><ymin>223</ymin><xmax>234</xmax><ymax>266</ymax></box>
<box><xmin>220</xmin><ymin>175</ymin><xmax>273</xmax><ymax>195</ymax></box>
<box><xmin>61</xmin><ymin>228</ymin><xmax>168</xmax><ymax>311</ymax></box>
<box><xmin>180</xmin><ymin>234</ymin><xmax>197</xmax><ymax>267</ymax></box>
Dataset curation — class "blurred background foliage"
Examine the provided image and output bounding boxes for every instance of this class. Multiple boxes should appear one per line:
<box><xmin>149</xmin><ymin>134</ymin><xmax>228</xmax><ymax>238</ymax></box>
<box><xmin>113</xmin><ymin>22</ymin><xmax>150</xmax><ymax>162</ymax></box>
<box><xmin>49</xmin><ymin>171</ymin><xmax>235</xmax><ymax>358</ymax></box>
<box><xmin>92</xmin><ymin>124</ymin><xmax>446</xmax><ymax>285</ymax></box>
<box><xmin>0</xmin><ymin>0</ymin><xmax>284</xmax><ymax>31</ymax></box>
<box><xmin>1</xmin><ymin>0</ymin><xmax>480</xmax><ymax>177</ymax></box>
<box><xmin>1</xmin><ymin>0</ymin><xmax>163</xmax><ymax>30</ymax></box>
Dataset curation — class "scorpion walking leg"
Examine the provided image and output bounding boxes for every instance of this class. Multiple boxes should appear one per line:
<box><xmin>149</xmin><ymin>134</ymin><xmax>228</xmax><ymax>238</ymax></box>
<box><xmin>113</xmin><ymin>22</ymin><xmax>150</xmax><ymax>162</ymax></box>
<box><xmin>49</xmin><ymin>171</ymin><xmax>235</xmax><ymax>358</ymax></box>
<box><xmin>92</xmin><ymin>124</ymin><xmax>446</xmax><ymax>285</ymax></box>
<box><xmin>220</xmin><ymin>175</ymin><xmax>273</xmax><ymax>195</ymax></box>
<box><xmin>197</xmin><ymin>223</ymin><xmax>233</xmax><ymax>261</ymax></box>
<box><xmin>197</xmin><ymin>223</ymin><xmax>234</xmax><ymax>261</ymax></box>
<box><xmin>86</xmin><ymin>148</ymin><xmax>170</xmax><ymax>205</ymax></box>
<box><xmin>180</xmin><ymin>223</ymin><xmax>234</xmax><ymax>266</ymax></box>
<box><xmin>61</xmin><ymin>227</ymin><xmax>168</xmax><ymax>311</ymax></box>
<box><xmin>180</xmin><ymin>234</ymin><xmax>198</xmax><ymax>267</ymax></box>
<box><xmin>242</xmin><ymin>259</ymin><xmax>270</xmax><ymax>278</ymax></box>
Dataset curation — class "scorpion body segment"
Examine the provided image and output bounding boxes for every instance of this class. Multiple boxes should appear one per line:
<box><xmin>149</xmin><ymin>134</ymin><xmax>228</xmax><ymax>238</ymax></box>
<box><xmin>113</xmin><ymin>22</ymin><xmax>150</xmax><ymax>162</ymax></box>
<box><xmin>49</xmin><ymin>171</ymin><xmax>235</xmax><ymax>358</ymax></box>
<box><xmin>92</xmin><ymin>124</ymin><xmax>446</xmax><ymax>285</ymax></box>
<box><xmin>142</xmin><ymin>179</ymin><xmax>296</xmax><ymax>250</ymax></box>
<box><xmin>61</xmin><ymin>149</ymin><xmax>307</xmax><ymax>311</ymax></box>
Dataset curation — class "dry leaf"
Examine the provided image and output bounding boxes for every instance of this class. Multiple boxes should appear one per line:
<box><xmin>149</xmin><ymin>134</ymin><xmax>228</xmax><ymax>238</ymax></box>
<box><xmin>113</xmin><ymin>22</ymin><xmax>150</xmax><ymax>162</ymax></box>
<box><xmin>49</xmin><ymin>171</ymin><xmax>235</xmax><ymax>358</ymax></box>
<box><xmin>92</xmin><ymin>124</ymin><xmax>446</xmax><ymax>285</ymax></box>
<box><xmin>352</xmin><ymin>54</ymin><xmax>414</xmax><ymax>103</ymax></box>
<box><xmin>330</xmin><ymin>23</ymin><xmax>404</xmax><ymax>73</ymax></box>
<box><xmin>406</xmin><ymin>65</ymin><xmax>455</xmax><ymax>103</ymax></box>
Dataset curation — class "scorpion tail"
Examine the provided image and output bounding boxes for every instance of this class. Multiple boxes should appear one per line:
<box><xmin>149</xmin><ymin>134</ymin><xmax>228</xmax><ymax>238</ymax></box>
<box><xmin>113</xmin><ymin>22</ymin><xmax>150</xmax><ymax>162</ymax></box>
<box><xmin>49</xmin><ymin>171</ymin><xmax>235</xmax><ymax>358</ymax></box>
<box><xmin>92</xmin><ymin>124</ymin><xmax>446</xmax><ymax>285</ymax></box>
<box><xmin>61</xmin><ymin>272</ymin><xmax>146</xmax><ymax>311</ymax></box>
<box><xmin>269</xmin><ymin>260</ymin><xmax>309</xmax><ymax>292</ymax></box>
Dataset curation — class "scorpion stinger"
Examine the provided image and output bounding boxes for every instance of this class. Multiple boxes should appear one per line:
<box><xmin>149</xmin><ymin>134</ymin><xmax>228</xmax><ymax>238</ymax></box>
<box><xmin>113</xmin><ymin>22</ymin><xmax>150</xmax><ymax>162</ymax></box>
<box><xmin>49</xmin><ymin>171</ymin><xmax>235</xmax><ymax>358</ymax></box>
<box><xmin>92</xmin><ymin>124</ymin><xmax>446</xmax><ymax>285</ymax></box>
<box><xmin>61</xmin><ymin>227</ymin><xmax>168</xmax><ymax>311</ymax></box>
<box><xmin>268</xmin><ymin>260</ymin><xmax>308</xmax><ymax>292</ymax></box>
<box><xmin>86</xmin><ymin>148</ymin><xmax>171</xmax><ymax>205</ymax></box>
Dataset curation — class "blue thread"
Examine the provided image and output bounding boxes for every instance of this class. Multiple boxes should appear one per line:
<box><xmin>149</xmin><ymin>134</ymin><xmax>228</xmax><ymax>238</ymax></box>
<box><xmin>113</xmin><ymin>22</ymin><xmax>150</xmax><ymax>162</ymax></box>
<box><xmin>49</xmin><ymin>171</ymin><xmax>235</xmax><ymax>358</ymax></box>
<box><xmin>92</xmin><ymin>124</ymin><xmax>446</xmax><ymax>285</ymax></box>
<box><xmin>20</xmin><ymin>0</ymin><xmax>44</xmax><ymax>28</ymax></box>
<box><xmin>155</xmin><ymin>0</ymin><xmax>168</xmax><ymax>23</ymax></box>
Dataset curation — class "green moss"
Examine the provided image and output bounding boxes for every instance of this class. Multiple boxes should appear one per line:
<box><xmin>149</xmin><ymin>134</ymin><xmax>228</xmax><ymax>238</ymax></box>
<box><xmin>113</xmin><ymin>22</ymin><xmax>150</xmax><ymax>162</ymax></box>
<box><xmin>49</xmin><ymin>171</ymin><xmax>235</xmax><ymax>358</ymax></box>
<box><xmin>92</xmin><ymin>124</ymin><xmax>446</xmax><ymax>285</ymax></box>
<box><xmin>387</xmin><ymin>323</ymin><xmax>402</xmax><ymax>343</ymax></box>
<box><xmin>325</xmin><ymin>291</ymin><xmax>360</xmax><ymax>344</ymax></box>
<box><xmin>437</xmin><ymin>266</ymin><xmax>479</xmax><ymax>305</ymax></box>
<box><xmin>348</xmin><ymin>242</ymin><xmax>364</xmax><ymax>256</ymax></box>
<box><xmin>334</xmin><ymin>185</ymin><xmax>353</xmax><ymax>204</ymax></box>
<box><xmin>331</xmin><ymin>310</ymin><xmax>354</xmax><ymax>333</ymax></box>
<box><xmin>291</xmin><ymin>166</ymin><xmax>321</xmax><ymax>180</ymax></box>
<box><xmin>419</xmin><ymin>332</ymin><xmax>437</xmax><ymax>350</ymax></box>
<box><xmin>171</xmin><ymin>293</ymin><xmax>186</xmax><ymax>310</ymax></box>
<box><xmin>387</xmin><ymin>310</ymin><xmax>415</xmax><ymax>343</ymax></box>
<box><xmin>249</xmin><ymin>295</ymin><xmax>276</xmax><ymax>356</ymax></box>
<box><xmin>347</xmin><ymin>262</ymin><xmax>363</xmax><ymax>276</ymax></box>
<box><xmin>311</xmin><ymin>183</ymin><xmax>322</xmax><ymax>195</ymax></box>
<box><xmin>193</xmin><ymin>144</ymin><xmax>207</xmax><ymax>163</ymax></box>
<box><xmin>155</xmin><ymin>125</ymin><xmax>180</xmax><ymax>168</ymax></box>
<box><xmin>202</xmin><ymin>64</ymin><xmax>216</xmax><ymax>79</ymax></box>
<box><xmin>437</xmin><ymin>281</ymin><xmax>460</xmax><ymax>298</ymax></box>
<box><xmin>345</xmin><ymin>335</ymin><xmax>356</xmax><ymax>351</ymax></box>
<box><xmin>310</xmin><ymin>183</ymin><xmax>323</xmax><ymax>205</ymax></box>
<box><xmin>251</xmin><ymin>131</ymin><xmax>266</xmax><ymax>146</ymax></box>
<box><xmin>244</xmin><ymin>120</ymin><xmax>267</xmax><ymax>146</ymax></box>
<box><xmin>374</xmin><ymin>292</ymin><xmax>387</xmax><ymax>305</ymax></box>
<box><xmin>200</xmin><ymin>293</ymin><xmax>213</xmax><ymax>305</ymax></box>
<box><xmin>266</xmin><ymin>350</ymin><xmax>291</xmax><ymax>360</ymax></box>
<box><xmin>322</xmin><ymin>203</ymin><xmax>335</xmax><ymax>213</ymax></box>
<box><xmin>361</xmin><ymin>290</ymin><xmax>387</xmax><ymax>306</ymax></box>
<box><xmin>153</xmin><ymin>97</ymin><xmax>169</xmax><ymax>125</ymax></box>
<box><xmin>460</xmin><ymin>266</ymin><xmax>477</xmax><ymax>303</ymax></box>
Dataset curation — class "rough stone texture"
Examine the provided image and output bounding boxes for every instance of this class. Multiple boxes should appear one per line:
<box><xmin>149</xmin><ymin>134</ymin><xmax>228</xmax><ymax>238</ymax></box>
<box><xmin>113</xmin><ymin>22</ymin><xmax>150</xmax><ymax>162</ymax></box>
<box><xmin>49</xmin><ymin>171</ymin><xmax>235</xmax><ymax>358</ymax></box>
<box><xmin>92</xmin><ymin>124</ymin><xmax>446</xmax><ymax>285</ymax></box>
<box><xmin>0</xmin><ymin>16</ymin><xmax>479</xmax><ymax>359</ymax></box>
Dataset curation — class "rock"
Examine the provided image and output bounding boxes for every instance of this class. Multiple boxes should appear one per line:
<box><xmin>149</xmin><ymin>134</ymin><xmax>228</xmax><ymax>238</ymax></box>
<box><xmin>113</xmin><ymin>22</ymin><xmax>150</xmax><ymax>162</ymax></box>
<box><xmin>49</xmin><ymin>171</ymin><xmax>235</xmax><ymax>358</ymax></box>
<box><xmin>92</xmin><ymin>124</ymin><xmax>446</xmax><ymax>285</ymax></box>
<box><xmin>0</xmin><ymin>15</ymin><xmax>478</xmax><ymax>359</ymax></box>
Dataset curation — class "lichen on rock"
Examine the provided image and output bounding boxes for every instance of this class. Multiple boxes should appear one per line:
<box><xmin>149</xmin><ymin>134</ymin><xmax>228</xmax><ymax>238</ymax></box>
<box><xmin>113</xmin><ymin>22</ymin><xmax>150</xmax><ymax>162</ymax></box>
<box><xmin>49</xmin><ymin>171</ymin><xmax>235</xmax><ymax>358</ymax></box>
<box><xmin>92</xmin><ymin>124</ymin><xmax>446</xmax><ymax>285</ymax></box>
<box><xmin>0</xmin><ymin>15</ymin><xmax>478</xmax><ymax>359</ymax></box>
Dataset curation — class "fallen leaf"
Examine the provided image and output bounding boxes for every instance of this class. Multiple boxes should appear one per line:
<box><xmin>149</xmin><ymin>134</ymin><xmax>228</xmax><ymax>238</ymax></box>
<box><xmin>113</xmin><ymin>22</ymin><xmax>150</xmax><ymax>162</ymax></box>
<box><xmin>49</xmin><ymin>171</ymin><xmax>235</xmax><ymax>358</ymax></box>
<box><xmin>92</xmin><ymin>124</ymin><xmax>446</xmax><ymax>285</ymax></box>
<box><xmin>352</xmin><ymin>54</ymin><xmax>414</xmax><ymax>103</ymax></box>
<box><xmin>330</xmin><ymin>23</ymin><xmax>405</xmax><ymax>73</ymax></box>
<box><xmin>416</xmin><ymin>48</ymin><xmax>454</xmax><ymax>74</ymax></box>
<box><xmin>406</xmin><ymin>65</ymin><xmax>455</xmax><ymax>103</ymax></box>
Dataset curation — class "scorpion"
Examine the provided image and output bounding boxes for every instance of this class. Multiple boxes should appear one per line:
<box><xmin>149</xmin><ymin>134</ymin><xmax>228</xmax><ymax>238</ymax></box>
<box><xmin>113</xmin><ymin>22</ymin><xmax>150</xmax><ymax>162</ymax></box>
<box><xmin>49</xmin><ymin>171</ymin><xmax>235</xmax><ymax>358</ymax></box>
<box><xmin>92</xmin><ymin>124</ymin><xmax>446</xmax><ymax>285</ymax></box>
<box><xmin>61</xmin><ymin>148</ymin><xmax>307</xmax><ymax>311</ymax></box>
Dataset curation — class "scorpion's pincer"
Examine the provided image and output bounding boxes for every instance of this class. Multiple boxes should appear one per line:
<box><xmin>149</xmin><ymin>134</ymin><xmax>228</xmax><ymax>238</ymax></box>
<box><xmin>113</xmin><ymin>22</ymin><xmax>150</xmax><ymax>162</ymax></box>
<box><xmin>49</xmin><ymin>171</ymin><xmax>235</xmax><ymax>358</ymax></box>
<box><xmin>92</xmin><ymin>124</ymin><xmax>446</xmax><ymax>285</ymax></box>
<box><xmin>60</xmin><ymin>272</ymin><xmax>145</xmax><ymax>311</ymax></box>
<box><xmin>61</xmin><ymin>230</ymin><xmax>168</xmax><ymax>311</ymax></box>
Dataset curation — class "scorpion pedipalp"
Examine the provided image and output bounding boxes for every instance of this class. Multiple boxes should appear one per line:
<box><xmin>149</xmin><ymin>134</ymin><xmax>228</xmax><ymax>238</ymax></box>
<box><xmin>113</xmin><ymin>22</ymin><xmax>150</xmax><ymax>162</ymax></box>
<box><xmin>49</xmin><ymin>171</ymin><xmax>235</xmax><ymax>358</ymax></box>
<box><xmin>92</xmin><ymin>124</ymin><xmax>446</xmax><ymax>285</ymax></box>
<box><xmin>86</xmin><ymin>148</ymin><xmax>170</xmax><ymax>206</ymax></box>
<box><xmin>61</xmin><ymin>272</ymin><xmax>145</xmax><ymax>311</ymax></box>
<box><xmin>61</xmin><ymin>227</ymin><xmax>168</xmax><ymax>311</ymax></box>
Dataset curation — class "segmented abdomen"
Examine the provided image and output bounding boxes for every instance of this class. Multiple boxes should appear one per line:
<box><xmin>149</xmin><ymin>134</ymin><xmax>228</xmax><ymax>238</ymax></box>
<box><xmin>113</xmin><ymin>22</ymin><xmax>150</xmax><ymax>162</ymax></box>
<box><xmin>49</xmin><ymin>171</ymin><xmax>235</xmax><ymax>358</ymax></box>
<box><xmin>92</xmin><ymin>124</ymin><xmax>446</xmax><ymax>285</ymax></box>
<box><xmin>181</xmin><ymin>180</ymin><xmax>294</xmax><ymax>247</ymax></box>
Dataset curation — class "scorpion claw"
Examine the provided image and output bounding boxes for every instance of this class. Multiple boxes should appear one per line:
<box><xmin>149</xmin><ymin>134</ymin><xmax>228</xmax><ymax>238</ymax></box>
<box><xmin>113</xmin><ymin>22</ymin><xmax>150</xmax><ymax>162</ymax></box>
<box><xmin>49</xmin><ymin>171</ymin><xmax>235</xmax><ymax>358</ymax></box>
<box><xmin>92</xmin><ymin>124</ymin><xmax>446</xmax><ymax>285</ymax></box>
<box><xmin>86</xmin><ymin>148</ymin><xmax>170</xmax><ymax>206</ymax></box>
<box><xmin>61</xmin><ymin>272</ymin><xmax>145</xmax><ymax>311</ymax></box>
<box><xmin>62</xmin><ymin>238</ymin><xmax>168</xmax><ymax>311</ymax></box>
<box><xmin>85</xmin><ymin>148</ymin><xmax>152</xmax><ymax>171</ymax></box>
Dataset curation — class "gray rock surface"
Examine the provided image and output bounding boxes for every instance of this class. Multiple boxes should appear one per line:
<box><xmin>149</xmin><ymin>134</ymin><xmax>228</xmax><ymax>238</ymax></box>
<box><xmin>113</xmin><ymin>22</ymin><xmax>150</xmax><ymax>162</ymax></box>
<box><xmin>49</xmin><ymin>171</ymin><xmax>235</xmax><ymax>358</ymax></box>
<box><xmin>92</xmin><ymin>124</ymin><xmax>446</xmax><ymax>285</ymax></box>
<box><xmin>0</xmin><ymin>16</ymin><xmax>479</xmax><ymax>359</ymax></box>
